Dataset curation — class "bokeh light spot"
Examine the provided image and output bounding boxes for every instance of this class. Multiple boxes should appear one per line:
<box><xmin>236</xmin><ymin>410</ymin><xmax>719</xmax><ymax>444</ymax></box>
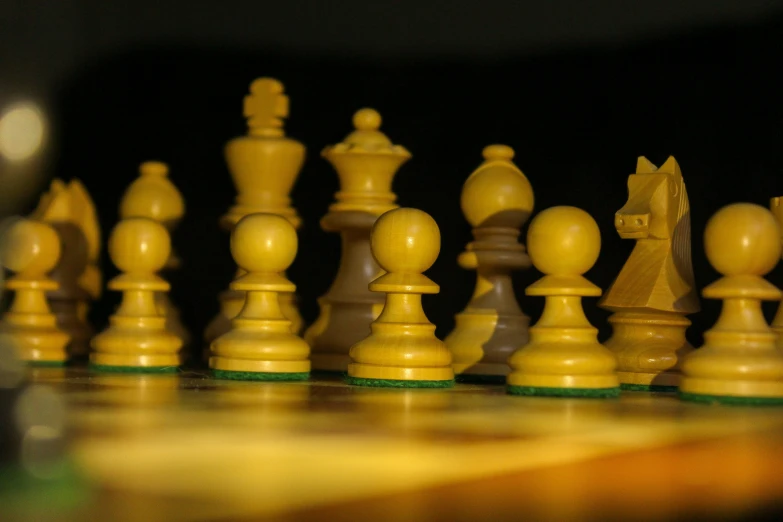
<box><xmin>0</xmin><ymin>102</ymin><xmax>46</xmax><ymax>161</ymax></box>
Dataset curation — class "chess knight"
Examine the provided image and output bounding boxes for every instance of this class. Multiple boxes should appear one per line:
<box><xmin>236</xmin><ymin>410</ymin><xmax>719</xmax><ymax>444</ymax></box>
<box><xmin>599</xmin><ymin>156</ymin><xmax>700</xmax><ymax>390</ymax></box>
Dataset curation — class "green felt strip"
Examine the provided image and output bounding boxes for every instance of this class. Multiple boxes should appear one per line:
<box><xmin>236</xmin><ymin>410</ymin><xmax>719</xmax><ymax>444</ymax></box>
<box><xmin>346</xmin><ymin>376</ymin><xmax>455</xmax><ymax>388</ymax></box>
<box><xmin>212</xmin><ymin>369</ymin><xmax>309</xmax><ymax>381</ymax></box>
<box><xmin>455</xmin><ymin>374</ymin><xmax>506</xmax><ymax>385</ymax></box>
<box><xmin>0</xmin><ymin>460</ymin><xmax>90</xmax><ymax>510</ymax></box>
<box><xmin>621</xmin><ymin>383</ymin><xmax>678</xmax><ymax>393</ymax></box>
<box><xmin>507</xmin><ymin>385</ymin><xmax>620</xmax><ymax>398</ymax></box>
<box><xmin>89</xmin><ymin>364</ymin><xmax>179</xmax><ymax>374</ymax></box>
<box><xmin>679</xmin><ymin>391</ymin><xmax>783</xmax><ymax>406</ymax></box>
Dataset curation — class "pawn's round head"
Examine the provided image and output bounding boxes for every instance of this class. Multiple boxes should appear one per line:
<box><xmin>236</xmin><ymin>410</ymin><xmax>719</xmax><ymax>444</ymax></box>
<box><xmin>0</xmin><ymin>218</ymin><xmax>60</xmax><ymax>276</ymax></box>
<box><xmin>371</xmin><ymin>208</ymin><xmax>440</xmax><ymax>274</ymax></box>
<box><xmin>527</xmin><ymin>206</ymin><xmax>601</xmax><ymax>275</ymax></box>
<box><xmin>705</xmin><ymin>203</ymin><xmax>781</xmax><ymax>277</ymax></box>
<box><xmin>231</xmin><ymin>213</ymin><xmax>297</xmax><ymax>274</ymax></box>
<box><xmin>461</xmin><ymin>145</ymin><xmax>534</xmax><ymax>228</ymax></box>
<box><xmin>109</xmin><ymin>218</ymin><xmax>170</xmax><ymax>275</ymax></box>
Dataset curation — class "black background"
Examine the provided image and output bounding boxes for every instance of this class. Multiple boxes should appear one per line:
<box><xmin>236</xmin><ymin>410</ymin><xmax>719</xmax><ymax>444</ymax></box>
<box><xmin>3</xmin><ymin>2</ymin><xmax>783</xmax><ymax>361</ymax></box>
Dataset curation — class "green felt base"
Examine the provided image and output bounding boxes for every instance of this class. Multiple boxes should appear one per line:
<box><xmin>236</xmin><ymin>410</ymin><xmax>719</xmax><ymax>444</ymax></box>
<box><xmin>507</xmin><ymin>385</ymin><xmax>621</xmax><ymax>398</ymax></box>
<box><xmin>679</xmin><ymin>391</ymin><xmax>783</xmax><ymax>406</ymax></box>
<box><xmin>0</xmin><ymin>460</ymin><xmax>90</xmax><ymax>511</ymax></box>
<box><xmin>622</xmin><ymin>383</ymin><xmax>678</xmax><ymax>393</ymax></box>
<box><xmin>212</xmin><ymin>369</ymin><xmax>309</xmax><ymax>381</ymax></box>
<box><xmin>456</xmin><ymin>374</ymin><xmax>506</xmax><ymax>385</ymax></box>
<box><xmin>28</xmin><ymin>360</ymin><xmax>66</xmax><ymax>368</ymax></box>
<box><xmin>90</xmin><ymin>364</ymin><xmax>179</xmax><ymax>374</ymax></box>
<box><xmin>346</xmin><ymin>376</ymin><xmax>455</xmax><ymax>388</ymax></box>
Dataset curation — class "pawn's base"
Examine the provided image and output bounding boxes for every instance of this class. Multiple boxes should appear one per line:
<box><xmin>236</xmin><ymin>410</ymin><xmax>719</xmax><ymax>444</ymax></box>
<box><xmin>680</xmin><ymin>377</ymin><xmax>783</xmax><ymax>401</ymax></box>
<box><xmin>507</xmin><ymin>385</ymin><xmax>620</xmax><ymax>398</ymax></box>
<box><xmin>90</xmin><ymin>352</ymin><xmax>180</xmax><ymax>369</ymax></box>
<box><xmin>209</xmin><ymin>356</ymin><xmax>311</xmax><ymax>375</ymax></box>
<box><xmin>0</xmin><ymin>326</ymin><xmax>70</xmax><ymax>365</ymax></box>
<box><xmin>347</xmin><ymin>363</ymin><xmax>454</xmax><ymax>382</ymax></box>
<box><xmin>346</xmin><ymin>376</ymin><xmax>454</xmax><ymax>389</ymax></box>
<box><xmin>622</xmin><ymin>383</ymin><xmax>677</xmax><ymax>393</ymax></box>
<box><xmin>679</xmin><ymin>391</ymin><xmax>783</xmax><ymax>406</ymax></box>
<box><xmin>90</xmin><ymin>364</ymin><xmax>178</xmax><ymax>374</ymax></box>
<box><xmin>213</xmin><ymin>369</ymin><xmax>309</xmax><ymax>381</ymax></box>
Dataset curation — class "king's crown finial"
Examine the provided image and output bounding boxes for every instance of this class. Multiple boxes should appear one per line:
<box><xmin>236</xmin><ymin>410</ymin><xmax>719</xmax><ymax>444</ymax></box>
<box><xmin>243</xmin><ymin>78</ymin><xmax>289</xmax><ymax>136</ymax></box>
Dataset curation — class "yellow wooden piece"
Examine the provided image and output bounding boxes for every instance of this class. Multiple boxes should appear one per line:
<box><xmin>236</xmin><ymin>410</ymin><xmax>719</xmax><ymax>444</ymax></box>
<box><xmin>30</xmin><ymin>179</ymin><xmax>101</xmax><ymax>357</ymax></box>
<box><xmin>507</xmin><ymin>206</ymin><xmax>619</xmax><ymax>391</ymax></box>
<box><xmin>0</xmin><ymin>218</ymin><xmax>69</xmax><ymax>363</ymax></box>
<box><xmin>305</xmin><ymin>108</ymin><xmax>410</xmax><ymax>371</ymax></box>
<box><xmin>209</xmin><ymin>214</ymin><xmax>310</xmax><ymax>375</ymax></box>
<box><xmin>348</xmin><ymin>208</ymin><xmax>454</xmax><ymax>383</ymax></box>
<box><xmin>599</xmin><ymin>157</ymin><xmax>700</xmax><ymax>388</ymax></box>
<box><xmin>446</xmin><ymin>145</ymin><xmax>534</xmax><ymax>378</ymax></box>
<box><xmin>120</xmin><ymin>161</ymin><xmax>191</xmax><ymax>355</ymax></box>
<box><xmin>90</xmin><ymin>218</ymin><xmax>182</xmax><ymax>369</ymax></box>
<box><xmin>205</xmin><ymin>78</ymin><xmax>305</xmax><ymax>349</ymax></box>
<box><xmin>770</xmin><ymin>196</ymin><xmax>783</xmax><ymax>347</ymax></box>
<box><xmin>680</xmin><ymin>203</ymin><xmax>783</xmax><ymax>399</ymax></box>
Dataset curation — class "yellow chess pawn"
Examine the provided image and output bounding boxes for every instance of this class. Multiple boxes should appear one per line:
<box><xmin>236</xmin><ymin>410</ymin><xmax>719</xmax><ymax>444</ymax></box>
<box><xmin>347</xmin><ymin>208</ymin><xmax>454</xmax><ymax>388</ymax></box>
<box><xmin>90</xmin><ymin>218</ymin><xmax>182</xmax><ymax>372</ymax></box>
<box><xmin>507</xmin><ymin>206</ymin><xmax>620</xmax><ymax>398</ymax></box>
<box><xmin>0</xmin><ymin>219</ymin><xmax>70</xmax><ymax>365</ymax></box>
<box><xmin>305</xmin><ymin>107</ymin><xmax>410</xmax><ymax>372</ymax></box>
<box><xmin>120</xmin><ymin>160</ymin><xmax>191</xmax><ymax>355</ymax></box>
<box><xmin>205</xmin><ymin>78</ymin><xmax>305</xmax><ymax>355</ymax></box>
<box><xmin>209</xmin><ymin>213</ymin><xmax>310</xmax><ymax>381</ymax></box>
<box><xmin>680</xmin><ymin>203</ymin><xmax>783</xmax><ymax>405</ymax></box>
<box><xmin>446</xmin><ymin>144</ymin><xmax>534</xmax><ymax>382</ymax></box>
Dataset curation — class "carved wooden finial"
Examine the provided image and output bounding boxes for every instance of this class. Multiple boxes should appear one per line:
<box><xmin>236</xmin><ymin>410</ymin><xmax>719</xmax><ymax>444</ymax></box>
<box><xmin>243</xmin><ymin>78</ymin><xmax>289</xmax><ymax>136</ymax></box>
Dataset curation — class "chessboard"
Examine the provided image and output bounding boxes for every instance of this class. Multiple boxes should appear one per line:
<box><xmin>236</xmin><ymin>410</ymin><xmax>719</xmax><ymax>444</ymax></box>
<box><xmin>4</xmin><ymin>366</ymin><xmax>783</xmax><ymax>522</ymax></box>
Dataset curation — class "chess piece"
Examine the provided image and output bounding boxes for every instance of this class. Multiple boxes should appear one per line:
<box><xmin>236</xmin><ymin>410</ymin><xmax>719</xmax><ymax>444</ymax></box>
<box><xmin>0</xmin><ymin>218</ymin><xmax>70</xmax><ymax>364</ymax></box>
<box><xmin>205</xmin><ymin>78</ymin><xmax>306</xmax><ymax>354</ymax></box>
<box><xmin>507</xmin><ymin>206</ymin><xmax>620</xmax><ymax>397</ymax></box>
<box><xmin>304</xmin><ymin>108</ymin><xmax>410</xmax><ymax>372</ymax></box>
<box><xmin>90</xmin><ymin>218</ymin><xmax>182</xmax><ymax>372</ymax></box>
<box><xmin>445</xmin><ymin>145</ymin><xmax>534</xmax><ymax>382</ymax></box>
<box><xmin>120</xmin><ymin>161</ymin><xmax>191</xmax><ymax>356</ymax></box>
<box><xmin>347</xmin><ymin>208</ymin><xmax>454</xmax><ymax>388</ymax></box>
<box><xmin>30</xmin><ymin>179</ymin><xmax>101</xmax><ymax>358</ymax></box>
<box><xmin>680</xmin><ymin>203</ymin><xmax>783</xmax><ymax>405</ymax></box>
<box><xmin>599</xmin><ymin>157</ymin><xmax>700</xmax><ymax>391</ymax></box>
<box><xmin>770</xmin><ymin>196</ymin><xmax>783</xmax><ymax>347</ymax></box>
<box><xmin>210</xmin><ymin>213</ymin><xmax>310</xmax><ymax>380</ymax></box>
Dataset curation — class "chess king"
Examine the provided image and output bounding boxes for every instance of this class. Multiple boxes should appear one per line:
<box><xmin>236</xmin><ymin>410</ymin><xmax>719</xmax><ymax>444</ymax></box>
<box><xmin>204</xmin><ymin>78</ymin><xmax>306</xmax><ymax>351</ymax></box>
<box><xmin>599</xmin><ymin>156</ymin><xmax>700</xmax><ymax>391</ymax></box>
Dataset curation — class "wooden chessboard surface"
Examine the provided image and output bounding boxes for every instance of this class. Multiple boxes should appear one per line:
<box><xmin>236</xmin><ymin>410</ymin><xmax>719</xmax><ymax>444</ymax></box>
<box><xmin>6</xmin><ymin>366</ymin><xmax>783</xmax><ymax>522</ymax></box>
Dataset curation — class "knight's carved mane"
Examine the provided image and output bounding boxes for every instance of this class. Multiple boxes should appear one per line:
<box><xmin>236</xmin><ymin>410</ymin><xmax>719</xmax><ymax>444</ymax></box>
<box><xmin>670</xmin><ymin>173</ymin><xmax>696</xmax><ymax>291</ymax></box>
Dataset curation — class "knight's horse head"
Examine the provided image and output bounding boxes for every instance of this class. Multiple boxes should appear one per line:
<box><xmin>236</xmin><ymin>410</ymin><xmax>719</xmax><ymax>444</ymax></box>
<box><xmin>615</xmin><ymin>156</ymin><xmax>684</xmax><ymax>240</ymax></box>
